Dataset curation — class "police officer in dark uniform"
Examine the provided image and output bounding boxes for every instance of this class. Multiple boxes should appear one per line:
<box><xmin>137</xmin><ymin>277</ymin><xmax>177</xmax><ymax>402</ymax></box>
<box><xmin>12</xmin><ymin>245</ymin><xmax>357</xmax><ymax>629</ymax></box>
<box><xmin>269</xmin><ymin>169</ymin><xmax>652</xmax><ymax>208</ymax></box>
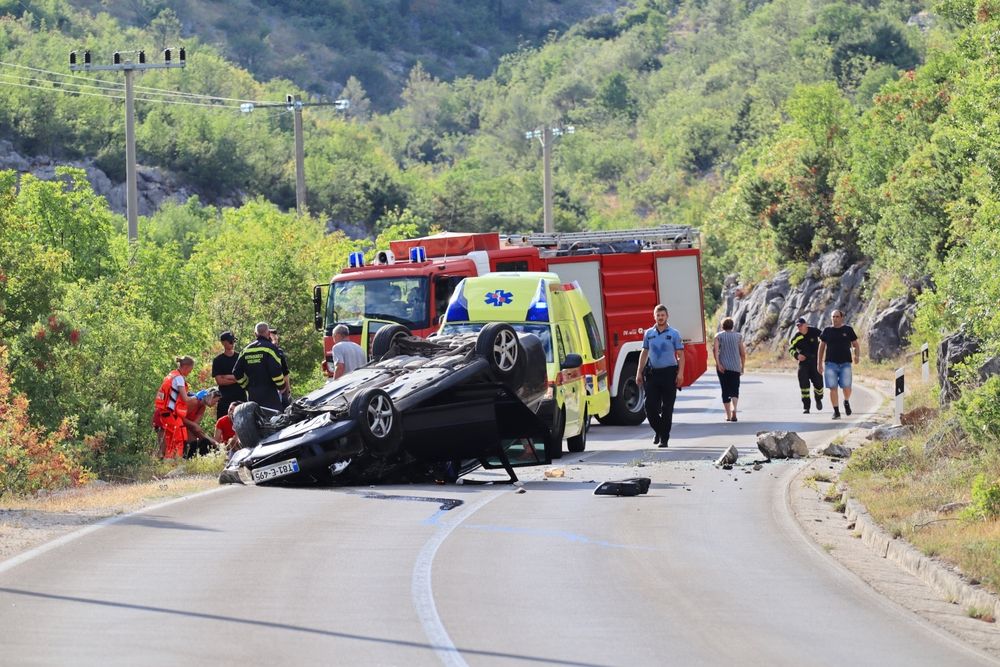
<box><xmin>233</xmin><ymin>322</ymin><xmax>286</xmax><ymax>412</ymax></box>
<box><xmin>789</xmin><ymin>317</ymin><xmax>824</xmax><ymax>413</ymax></box>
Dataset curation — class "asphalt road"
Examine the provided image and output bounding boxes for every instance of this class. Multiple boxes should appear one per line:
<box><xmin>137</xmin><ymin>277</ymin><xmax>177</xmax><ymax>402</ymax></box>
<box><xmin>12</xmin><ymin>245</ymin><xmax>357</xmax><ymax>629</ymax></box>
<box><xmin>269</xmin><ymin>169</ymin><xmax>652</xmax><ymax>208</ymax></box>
<box><xmin>1</xmin><ymin>373</ymin><xmax>995</xmax><ymax>666</ymax></box>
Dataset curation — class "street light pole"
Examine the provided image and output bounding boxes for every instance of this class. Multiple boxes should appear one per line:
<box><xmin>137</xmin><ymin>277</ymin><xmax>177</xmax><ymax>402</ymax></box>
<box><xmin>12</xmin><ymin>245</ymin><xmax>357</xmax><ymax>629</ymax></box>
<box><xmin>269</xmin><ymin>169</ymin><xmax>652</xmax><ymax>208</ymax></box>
<box><xmin>525</xmin><ymin>124</ymin><xmax>574</xmax><ymax>234</ymax></box>
<box><xmin>70</xmin><ymin>48</ymin><xmax>186</xmax><ymax>247</ymax></box>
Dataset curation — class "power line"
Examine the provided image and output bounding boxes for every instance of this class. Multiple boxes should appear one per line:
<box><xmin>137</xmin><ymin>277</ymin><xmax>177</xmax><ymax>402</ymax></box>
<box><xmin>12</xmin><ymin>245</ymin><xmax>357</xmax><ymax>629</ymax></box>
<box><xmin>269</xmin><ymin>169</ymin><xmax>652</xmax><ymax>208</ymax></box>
<box><xmin>0</xmin><ymin>75</ymin><xmax>243</xmax><ymax>108</ymax></box>
<box><xmin>0</xmin><ymin>60</ymin><xmax>264</xmax><ymax>104</ymax></box>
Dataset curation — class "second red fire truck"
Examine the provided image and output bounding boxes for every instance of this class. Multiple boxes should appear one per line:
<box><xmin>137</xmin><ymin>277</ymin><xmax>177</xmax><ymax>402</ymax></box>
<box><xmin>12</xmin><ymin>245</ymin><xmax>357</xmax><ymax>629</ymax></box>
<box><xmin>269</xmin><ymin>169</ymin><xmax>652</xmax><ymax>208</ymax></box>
<box><xmin>312</xmin><ymin>226</ymin><xmax>708</xmax><ymax>425</ymax></box>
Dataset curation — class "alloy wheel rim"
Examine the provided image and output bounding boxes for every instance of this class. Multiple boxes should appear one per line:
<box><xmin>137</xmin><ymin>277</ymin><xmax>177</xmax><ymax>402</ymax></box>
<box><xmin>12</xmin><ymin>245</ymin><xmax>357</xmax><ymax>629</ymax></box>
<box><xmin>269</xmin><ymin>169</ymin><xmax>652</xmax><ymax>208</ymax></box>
<box><xmin>493</xmin><ymin>330</ymin><xmax>518</xmax><ymax>371</ymax></box>
<box><xmin>367</xmin><ymin>394</ymin><xmax>393</xmax><ymax>437</ymax></box>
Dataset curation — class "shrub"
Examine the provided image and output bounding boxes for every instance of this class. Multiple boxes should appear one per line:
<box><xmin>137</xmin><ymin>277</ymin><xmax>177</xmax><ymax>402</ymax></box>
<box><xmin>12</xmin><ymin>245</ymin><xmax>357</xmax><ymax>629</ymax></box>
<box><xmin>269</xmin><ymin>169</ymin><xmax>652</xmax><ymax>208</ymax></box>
<box><xmin>77</xmin><ymin>402</ymin><xmax>154</xmax><ymax>483</ymax></box>
<box><xmin>962</xmin><ymin>473</ymin><xmax>1000</xmax><ymax>521</ymax></box>
<box><xmin>955</xmin><ymin>375</ymin><xmax>1000</xmax><ymax>450</ymax></box>
<box><xmin>0</xmin><ymin>346</ymin><xmax>93</xmax><ymax>496</ymax></box>
<box><xmin>847</xmin><ymin>438</ymin><xmax>915</xmax><ymax>473</ymax></box>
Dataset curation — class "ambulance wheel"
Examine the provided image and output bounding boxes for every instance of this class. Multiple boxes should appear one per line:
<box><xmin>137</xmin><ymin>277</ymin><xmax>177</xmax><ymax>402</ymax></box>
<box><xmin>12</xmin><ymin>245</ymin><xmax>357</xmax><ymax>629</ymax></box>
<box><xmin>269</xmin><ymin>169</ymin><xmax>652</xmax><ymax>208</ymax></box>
<box><xmin>475</xmin><ymin>323</ymin><xmax>524</xmax><ymax>385</ymax></box>
<box><xmin>567</xmin><ymin>409</ymin><xmax>588</xmax><ymax>453</ymax></box>
<box><xmin>350</xmin><ymin>388</ymin><xmax>402</xmax><ymax>458</ymax></box>
<box><xmin>232</xmin><ymin>402</ymin><xmax>264</xmax><ymax>449</ymax></box>
<box><xmin>371</xmin><ymin>324</ymin><xmax>411</xmax><ymax>361</ymax></box>
<box><xmin>603</xmin><ymin>360</ymin><xmax>646</xmax><ymax>426</ymax></box>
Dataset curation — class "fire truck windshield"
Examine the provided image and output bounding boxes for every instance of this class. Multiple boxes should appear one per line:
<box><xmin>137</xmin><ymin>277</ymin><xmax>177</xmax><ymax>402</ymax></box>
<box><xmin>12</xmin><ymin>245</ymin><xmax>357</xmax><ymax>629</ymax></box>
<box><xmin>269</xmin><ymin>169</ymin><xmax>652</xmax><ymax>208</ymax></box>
<box><xmin>439</xmin><ymin>322</ymin><xmax>553</xmax><ymax>362</ymax></box>
<box><xmin>328</xmin><ymin>277</ymin><xmax>430</xmax><ymax>331</ymax></box>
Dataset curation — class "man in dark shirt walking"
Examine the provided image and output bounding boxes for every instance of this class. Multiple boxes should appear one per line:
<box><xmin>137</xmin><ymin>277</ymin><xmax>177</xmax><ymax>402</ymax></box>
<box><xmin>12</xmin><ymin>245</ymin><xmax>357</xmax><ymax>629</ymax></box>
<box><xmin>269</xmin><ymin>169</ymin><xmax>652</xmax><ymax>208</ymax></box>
<box><xmin>789</xmin><ymin>317</ymin><xmax>824</xmax><ymax>414</ymax></box>
<box><xmin>817</xmin><ymin>310</ymin><xmax>861</xmax><ymax>420</ymax></box>
<box><xmin>233</xmin><ymin>322</ymin><xmax>287</xmax><ymax>412</ymax></box>
<box><xmin>212</xmin><ymin>331</ymin><xmax>247</xmax><ymax>420</ymax></box>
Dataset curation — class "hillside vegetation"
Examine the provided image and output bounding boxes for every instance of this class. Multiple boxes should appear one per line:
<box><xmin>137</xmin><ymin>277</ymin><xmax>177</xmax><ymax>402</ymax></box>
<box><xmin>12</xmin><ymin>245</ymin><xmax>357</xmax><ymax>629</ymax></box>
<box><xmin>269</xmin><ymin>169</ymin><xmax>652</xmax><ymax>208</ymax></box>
<box><xmin>2</xmin><ymin>0</ymin><xmax>1000</xmax><ymax>505</ymax></box>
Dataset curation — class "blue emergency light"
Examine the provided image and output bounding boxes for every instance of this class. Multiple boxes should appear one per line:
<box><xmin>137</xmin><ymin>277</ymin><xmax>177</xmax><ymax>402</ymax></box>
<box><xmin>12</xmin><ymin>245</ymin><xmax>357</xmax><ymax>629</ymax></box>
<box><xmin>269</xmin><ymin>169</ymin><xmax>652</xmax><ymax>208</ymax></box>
<box><xmin>525</xmin><ymin>281</ymin><xmax>550</xmax><ymax>322</ymax></box>
<box><xmin>409</xmin><ymin>246</ymin><xmax>427</xmax><ymax>263</ymax></box>
<box><xmin>348</xmin><ymin>251</ymin><xmax>365</xmax><ymax>268</ymax></box>
<box><xmin>445</xmin><ymin>282</ymin><xmax>470</xmax><ymax>322</ymax></box>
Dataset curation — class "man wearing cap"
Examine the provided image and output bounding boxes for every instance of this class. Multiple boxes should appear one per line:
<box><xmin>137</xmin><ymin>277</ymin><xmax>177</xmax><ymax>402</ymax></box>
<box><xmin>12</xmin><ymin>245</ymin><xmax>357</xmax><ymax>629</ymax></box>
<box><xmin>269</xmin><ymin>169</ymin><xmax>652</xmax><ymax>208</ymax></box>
<box><xmin>213</xmin><ymin>331</ymin><xmax>247</xmax><ymax>420</ymax></box>
<box><xmin>789</xmin><ymin>317</ymin><xmax>824</xmax><ymax>414</ymax></box>
<box><xmin>234</xmin><ymin>322</ymin><xmax>287</xmax><ymax>412</ymax></box>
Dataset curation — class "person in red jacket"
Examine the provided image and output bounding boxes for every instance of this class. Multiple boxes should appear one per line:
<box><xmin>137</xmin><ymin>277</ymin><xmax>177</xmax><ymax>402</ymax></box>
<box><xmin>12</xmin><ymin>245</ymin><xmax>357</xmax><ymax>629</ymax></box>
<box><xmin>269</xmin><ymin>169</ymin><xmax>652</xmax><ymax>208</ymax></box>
<box><xmin>154</xmin><ymin>356</ymin><xmax>195</xmax><ymax>460</ymax></box>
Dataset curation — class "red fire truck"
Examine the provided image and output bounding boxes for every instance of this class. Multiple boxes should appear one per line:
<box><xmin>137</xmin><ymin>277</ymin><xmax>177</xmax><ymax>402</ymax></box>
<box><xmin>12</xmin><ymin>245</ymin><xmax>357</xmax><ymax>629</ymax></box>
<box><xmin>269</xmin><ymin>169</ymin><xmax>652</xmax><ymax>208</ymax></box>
<box><xmin>312</xmin><ymin>226</ymin><xmax>708</xmax><ymax>425</ymax></box>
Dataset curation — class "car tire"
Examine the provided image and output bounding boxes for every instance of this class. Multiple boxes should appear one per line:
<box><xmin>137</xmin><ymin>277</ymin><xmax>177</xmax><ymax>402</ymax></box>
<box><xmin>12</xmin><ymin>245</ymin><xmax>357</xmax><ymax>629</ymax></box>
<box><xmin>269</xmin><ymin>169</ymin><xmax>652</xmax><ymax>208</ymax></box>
<box><xmin>475</xmin><ymin>322</ymin><xmax>524</xmax><ymax>385</ymax></box>
<box><xmin>350</xmin><ymin>388</ymin><xmax>402</xmax><ymax>458</ymax></box>
<box><xmin>232</xmin><ymin>401</ymin><xmax>264</xmax><ymax>449</ymax></box>
<box><xmin>547</xmin><ymin>405</ymin><xmax>565</xmax><ymax>459</ymax></box>
<box><xmin>601</xmin><ymin>359</ymin><xmax>646</xmax><ymax>426</ymax></box>
<box><xmin>371</xmin><ymin>324</ymin><xmax>411</xmax><ymax>361</ymax></box>
<box><xmin>567</xmin><ymin>408</ymin><xmax>588</xmax><ymax>452</ymax></box>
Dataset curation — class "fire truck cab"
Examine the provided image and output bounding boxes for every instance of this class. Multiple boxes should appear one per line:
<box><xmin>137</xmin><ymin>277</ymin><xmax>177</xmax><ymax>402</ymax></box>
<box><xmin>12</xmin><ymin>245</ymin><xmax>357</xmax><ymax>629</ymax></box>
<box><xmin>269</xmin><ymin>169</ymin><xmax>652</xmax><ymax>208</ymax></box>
<box><xmin>313</xmin><ymin>226</ymin><xmax>708</xmax><ymax>426</ymax></box>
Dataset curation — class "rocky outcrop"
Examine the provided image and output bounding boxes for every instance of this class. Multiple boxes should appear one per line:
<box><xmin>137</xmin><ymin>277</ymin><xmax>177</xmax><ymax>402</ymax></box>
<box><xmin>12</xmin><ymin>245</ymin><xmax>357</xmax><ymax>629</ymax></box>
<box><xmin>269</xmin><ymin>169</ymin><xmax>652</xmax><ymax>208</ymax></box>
<box><xmin>937</xmin><ymin>329</ymin><xmax>1000</xmax><ymax>404</ymax></box>
<box><xmin>722</xmin><ymin>250</ymin><xmax>920</xmax><ymax>361</ymax></box>
<box><xmin>0</xmin><ymin>139</ymin><xmax>234</xmax><ymax>217</ymax></box>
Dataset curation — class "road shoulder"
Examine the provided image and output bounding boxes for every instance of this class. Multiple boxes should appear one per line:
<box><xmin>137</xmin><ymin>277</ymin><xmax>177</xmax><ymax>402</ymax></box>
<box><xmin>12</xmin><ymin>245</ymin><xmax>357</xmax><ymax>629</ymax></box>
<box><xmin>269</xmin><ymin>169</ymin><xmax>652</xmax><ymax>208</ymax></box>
<box><xmin>789</xmin><ymin>379</ymin><xmax>1000</xmax><ymax>661</ymax></box>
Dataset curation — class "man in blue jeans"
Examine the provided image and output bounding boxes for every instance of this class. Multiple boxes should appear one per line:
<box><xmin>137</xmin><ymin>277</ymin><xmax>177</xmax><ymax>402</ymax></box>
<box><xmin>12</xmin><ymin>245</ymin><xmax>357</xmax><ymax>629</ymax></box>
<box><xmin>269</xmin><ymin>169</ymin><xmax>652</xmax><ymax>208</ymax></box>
<box><xmin>816</xmin><ymin>310</ymin><xmax>861</xmax><ymax>420</ymax></box>
<box><xmin>636</xmin><ymin>304</ymin><xmax>685</xmax><ymax>447</ymax></box>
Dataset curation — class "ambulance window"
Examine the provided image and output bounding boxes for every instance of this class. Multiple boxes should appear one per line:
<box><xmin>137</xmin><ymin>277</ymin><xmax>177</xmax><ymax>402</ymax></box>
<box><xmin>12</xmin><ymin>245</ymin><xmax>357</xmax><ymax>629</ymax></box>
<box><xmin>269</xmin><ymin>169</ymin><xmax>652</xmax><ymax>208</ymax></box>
<box><xmin>555</xmin><ymin>326</ymin><xmax>567</xmax><ymax>363</ymax></box>
<box><xmin>583</xmin><ymin>313</ymin><xmax>604</xmax><ymax>357</ymax></box>
<box><xmin>495</xmin><ymin>260</ymin><xmax>529</xmax><ymax>272</ymax></box>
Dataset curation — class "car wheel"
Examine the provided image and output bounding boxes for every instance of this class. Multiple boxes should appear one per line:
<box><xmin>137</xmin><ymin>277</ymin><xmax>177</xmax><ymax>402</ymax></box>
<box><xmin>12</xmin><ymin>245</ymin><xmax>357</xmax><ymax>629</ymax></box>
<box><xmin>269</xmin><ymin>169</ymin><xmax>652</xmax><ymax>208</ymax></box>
<box><xmin>603</xmin><ymin>359</ymin><xmax>646</xmax><ymax>426</ymax></box>
<box><xmin>232</xmin><ymin>401</ymin><xmax>264</xmax><ymax>449</ymax></box>
<box><xmin>370</xmin><ymin>324</ymin><xmax>411</xmax><ymax>361</ymax></box>
<box><xmin>475</xmin><ymin>322</ymin><xmax>524</xmax><ymax>385</ymax></box>
<box><xmin>567</xmin><ymin>408</ymin><xmax>588</xmax><ymax>452</ymax></box>
<box><xmin>350</xmin><ymin>388</ymin><xmax>402</xmax><ymax>458</ymax></box>
<box><xmin>547</xmin><ymin>405</ymin><xmax>565</xmax><ymax>459</ymax></box>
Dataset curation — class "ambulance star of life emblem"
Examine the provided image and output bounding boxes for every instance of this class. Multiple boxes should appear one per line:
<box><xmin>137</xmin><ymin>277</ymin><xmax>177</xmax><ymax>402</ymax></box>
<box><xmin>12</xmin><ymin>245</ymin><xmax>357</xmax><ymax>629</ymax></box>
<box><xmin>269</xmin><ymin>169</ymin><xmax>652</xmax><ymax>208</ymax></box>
<box><xmin>484</xmin><ymin>290</ymin><xmax>513</xmax><ymax>307</ymax></box>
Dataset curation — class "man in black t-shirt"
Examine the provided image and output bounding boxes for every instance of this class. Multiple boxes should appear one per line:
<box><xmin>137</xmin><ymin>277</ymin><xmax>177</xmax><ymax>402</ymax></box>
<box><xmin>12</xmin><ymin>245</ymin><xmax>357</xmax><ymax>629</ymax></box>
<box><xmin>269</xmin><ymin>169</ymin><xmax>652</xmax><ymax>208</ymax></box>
<box><xmin>212</xmin><ymin>331</ymin><xmax>247</xmax><ymax>420</ymax></box>
<box><xmin>817</xmin><ymin>310</ymin><xmax>861</xmax><ymax>420</ymax></box>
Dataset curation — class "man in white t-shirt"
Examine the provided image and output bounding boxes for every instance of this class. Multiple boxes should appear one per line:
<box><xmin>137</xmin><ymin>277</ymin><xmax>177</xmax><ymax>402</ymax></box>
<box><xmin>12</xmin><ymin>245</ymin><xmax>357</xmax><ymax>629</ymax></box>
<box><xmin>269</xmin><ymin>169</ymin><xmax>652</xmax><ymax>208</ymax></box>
<box><xmin>331</xmin><ymin>324</ymin><xmax>366</xmax><ymax>379</ymax></box>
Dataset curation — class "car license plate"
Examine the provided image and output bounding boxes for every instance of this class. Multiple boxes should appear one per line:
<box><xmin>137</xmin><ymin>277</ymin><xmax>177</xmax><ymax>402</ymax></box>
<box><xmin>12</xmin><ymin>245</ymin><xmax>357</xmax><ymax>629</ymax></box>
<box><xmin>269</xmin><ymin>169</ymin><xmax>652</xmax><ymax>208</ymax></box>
<box><xmin>251</xmin><ymin>458</ymin><xmax>300</xmax><ymax>483</ymax></box>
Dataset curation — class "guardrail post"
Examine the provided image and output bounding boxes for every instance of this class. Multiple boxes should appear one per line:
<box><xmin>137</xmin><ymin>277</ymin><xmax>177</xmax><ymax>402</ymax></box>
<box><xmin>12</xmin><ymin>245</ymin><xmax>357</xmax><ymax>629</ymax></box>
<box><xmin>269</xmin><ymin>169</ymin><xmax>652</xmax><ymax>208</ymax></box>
<box><xmin>921</xmin><ymin>342</ymin><xmax>929</xmax><ymax>383</ymax></box>
<box><xmin>894</xmin><ymin>367</ymin><xmax>905</xmax><ymax>425</ymax></box>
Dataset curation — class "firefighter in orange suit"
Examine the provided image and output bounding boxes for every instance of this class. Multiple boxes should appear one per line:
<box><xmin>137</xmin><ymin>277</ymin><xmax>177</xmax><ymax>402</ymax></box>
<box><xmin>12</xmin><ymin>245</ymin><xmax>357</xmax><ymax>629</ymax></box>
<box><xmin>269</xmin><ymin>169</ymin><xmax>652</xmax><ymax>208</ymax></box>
<box><xmin>154</xmin><ymin>356</ymin><xmax>195</xmax><ymax>459</ymax></box>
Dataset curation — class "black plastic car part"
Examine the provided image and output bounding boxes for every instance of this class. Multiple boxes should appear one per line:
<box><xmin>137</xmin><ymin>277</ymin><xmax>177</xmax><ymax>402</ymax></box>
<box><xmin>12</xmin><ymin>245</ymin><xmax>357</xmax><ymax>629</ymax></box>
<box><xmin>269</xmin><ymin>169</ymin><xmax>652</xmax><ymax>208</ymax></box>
<box><xmin>593</xmin><ymin>477</ymin><xmax>651</xmax><ymax>496</ymax></box>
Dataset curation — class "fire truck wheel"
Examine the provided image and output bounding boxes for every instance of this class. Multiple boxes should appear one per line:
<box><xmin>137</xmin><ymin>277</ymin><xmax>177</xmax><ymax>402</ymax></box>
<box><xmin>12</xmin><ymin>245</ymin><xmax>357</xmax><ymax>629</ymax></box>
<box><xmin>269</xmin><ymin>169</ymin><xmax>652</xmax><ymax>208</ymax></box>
<box><xmin>603</xmin><ymin>360</ymin><xmax>646</xmax><ymax>426</ymax></box>
<box><xmin>371</xmin><ymin>324</ymin><xmax>411</xmax><ymax>361</ymax></box>
<box><xmin>567</xmin><ymin>408</ymin><xmax>588</xmax><ymax>452</ymax></box>
<box><xmin>350</xmin><ymin>388</ymin><xmax>402</xmax><ymax>458</ymax></box>
<box><xmin>475</xmin><ymin>323</ymin><xmax>524</xmax><ymax>385</ymax></box>
<box><xmin>232</xmin><ymin>401</ymin><xmax>265</xmax><ymax>449</ymax></box>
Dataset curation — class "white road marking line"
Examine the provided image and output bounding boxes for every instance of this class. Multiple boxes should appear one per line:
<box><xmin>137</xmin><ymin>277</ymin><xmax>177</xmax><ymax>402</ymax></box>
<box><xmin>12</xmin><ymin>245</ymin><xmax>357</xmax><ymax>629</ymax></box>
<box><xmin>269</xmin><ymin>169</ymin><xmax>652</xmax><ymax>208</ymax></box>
<box><xmin>0</xmin><ymin>487</ymin><xmax>231</xmax><ymax>576</ymax></box>
<box><xmin>412</xmin><ymin>489</ymin><xmax>506</xmax><ymax>667</ymax></box>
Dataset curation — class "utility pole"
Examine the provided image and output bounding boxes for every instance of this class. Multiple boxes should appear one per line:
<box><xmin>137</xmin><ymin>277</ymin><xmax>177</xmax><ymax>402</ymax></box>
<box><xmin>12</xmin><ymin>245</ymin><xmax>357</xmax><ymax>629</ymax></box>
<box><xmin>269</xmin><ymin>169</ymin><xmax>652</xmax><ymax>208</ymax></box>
<box><xmin>241</xmin><ymin>96</ymin><xmax>350</xmax><ymax>216</ymax></box>
<box><xmin>70</xmin><ymin>48</ymin><xmax>186</xmax><ymax>246</ymax></box>
<box><xmin>525</xmin><ymin>124</ymin><xmax>574</xmax><ymax>233</ymax></box>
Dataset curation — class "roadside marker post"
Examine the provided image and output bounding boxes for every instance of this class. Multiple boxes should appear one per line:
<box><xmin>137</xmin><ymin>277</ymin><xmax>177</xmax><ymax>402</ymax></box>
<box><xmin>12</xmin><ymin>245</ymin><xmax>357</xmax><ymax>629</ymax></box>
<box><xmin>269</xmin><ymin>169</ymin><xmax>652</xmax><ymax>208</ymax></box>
<box><xmin>921</xmin><ymin>343</ymin><xmax>930</xmax><ymax>383</ymax></box>
<box><xmin>894</xmin><ymin>367</ymin><xmax>905</xmax><ymax>425</ymax></box>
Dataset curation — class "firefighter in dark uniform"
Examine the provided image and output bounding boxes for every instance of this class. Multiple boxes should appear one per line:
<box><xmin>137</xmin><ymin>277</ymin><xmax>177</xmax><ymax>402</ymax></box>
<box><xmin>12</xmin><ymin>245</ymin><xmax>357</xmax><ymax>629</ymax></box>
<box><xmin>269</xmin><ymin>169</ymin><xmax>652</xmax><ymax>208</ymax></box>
<box><xmin>233</xmin><ymin>321</ymin><xmax>286</xmax><ymax>412</ymax></box>
<box><xmin>789</xmin><ymin>317</ymin><xmax>824</xmax><ymax>413</ymax></box>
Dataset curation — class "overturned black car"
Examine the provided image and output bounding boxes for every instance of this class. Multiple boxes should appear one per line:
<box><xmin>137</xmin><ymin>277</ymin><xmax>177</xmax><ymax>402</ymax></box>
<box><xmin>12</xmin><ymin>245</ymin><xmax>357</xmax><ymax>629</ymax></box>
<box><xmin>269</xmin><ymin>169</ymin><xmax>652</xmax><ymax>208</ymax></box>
<box><xmin>221</xmin><ymin>323</ymin><xmax>567</xmax><ymax>486</ymax></box>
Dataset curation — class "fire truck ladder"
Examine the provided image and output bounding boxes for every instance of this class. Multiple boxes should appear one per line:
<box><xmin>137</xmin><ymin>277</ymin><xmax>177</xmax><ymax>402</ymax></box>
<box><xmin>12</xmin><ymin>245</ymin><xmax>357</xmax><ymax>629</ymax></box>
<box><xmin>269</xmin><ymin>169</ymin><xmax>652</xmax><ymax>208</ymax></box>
<box><xmin>504</xmin><ymin>225</ymin><xmax>698</xmax><ymax>255</ymax></box>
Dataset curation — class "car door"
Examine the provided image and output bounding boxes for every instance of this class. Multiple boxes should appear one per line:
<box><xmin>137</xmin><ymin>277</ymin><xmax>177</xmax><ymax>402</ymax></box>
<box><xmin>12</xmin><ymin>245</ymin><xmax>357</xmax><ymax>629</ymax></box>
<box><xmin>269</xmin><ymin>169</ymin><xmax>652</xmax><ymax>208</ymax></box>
<box><xmin>555</xmin><ymin>323</ymin><xmax>584</xmax><ymax>436</ymax></box>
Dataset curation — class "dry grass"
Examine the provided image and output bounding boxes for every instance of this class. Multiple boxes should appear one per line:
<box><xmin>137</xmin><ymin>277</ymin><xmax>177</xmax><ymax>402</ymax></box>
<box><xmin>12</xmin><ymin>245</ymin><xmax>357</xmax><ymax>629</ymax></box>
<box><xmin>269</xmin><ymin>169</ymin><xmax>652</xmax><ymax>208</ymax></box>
<box><xmin>843</xmin><ymin>430</ymin><xmax>1000</xmax><ymax>594</ymax></box>
<box><xmin>0</xmin><ymin>477</ymin><xmax>219</xmax><ymax>514</ymax></box>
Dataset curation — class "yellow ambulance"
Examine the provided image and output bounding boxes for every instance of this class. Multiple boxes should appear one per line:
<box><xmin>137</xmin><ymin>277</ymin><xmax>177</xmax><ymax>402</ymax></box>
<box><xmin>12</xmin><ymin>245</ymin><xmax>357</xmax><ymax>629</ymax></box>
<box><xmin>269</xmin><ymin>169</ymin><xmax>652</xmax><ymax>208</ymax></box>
<box><xmin>439</xmin><ymin>272</ymin><xmax>610</xmax><ymax>456</ymax></box>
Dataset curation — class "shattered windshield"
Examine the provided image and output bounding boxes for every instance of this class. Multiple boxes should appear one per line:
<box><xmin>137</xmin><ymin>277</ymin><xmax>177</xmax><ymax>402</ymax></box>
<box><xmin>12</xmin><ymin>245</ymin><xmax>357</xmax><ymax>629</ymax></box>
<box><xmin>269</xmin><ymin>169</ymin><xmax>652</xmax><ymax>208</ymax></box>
<box><xmin>439</xmin><ymin>322</ymin><xmax>553</xmax><ymax>362</ymax></box>
<box><xmin>328</xmin><ymin>277</ymin><xmax>430</xmax><ymax>331</ymax></box>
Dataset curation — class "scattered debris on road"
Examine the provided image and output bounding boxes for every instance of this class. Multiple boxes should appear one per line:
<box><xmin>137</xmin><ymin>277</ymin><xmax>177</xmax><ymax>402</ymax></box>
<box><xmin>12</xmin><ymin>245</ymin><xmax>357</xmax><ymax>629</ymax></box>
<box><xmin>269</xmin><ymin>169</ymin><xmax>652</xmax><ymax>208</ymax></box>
<box><xmin>594</xmin><ymin>477</ymin><xmax>651</xmax><ymax>497</ymax></box>
<box><xmin>715</xmin><ymin>445</ymin><xmax>739</xmax><ymax>467</ymax></box>
<box><xmin>757</xmin><ymin>430</ymin><xmax>808</xmax><ymax>459</ymax></box>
